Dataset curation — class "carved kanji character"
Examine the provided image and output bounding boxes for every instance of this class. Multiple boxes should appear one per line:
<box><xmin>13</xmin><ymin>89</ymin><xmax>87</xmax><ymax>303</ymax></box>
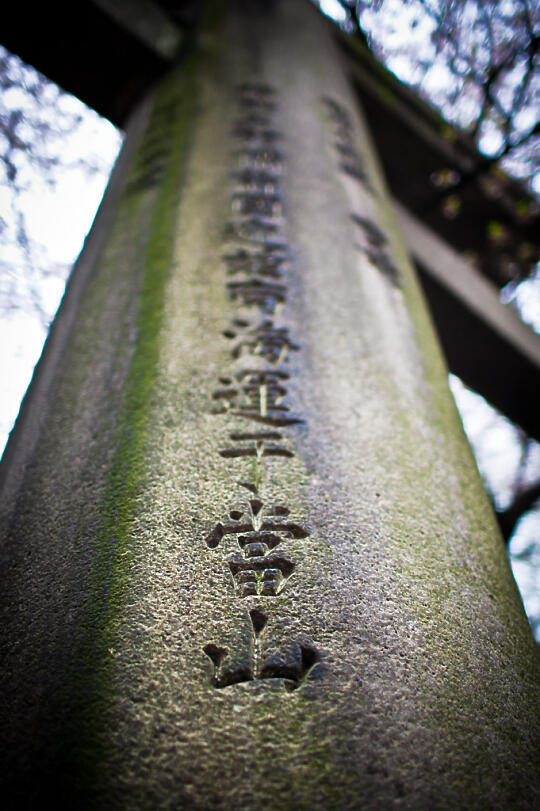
<box><xmin>226</xmin><ymin>277</ymin><xmax>287</xmax><ymax>313</ymax></box>
<box><xmin>224</xmin><ymin>319</ymin><xmax>299</xmax><ymax>363</ymax></box>
<box><xmin>219</xmin><ymin>428</ymin><xmax>294</xmax><ymax>460</ymax></box>
<box><xmin>205</xmin><ymin>498</ymin><xmax>309</xmax><ymax>596</ymax></box>
<box><xmin>224</xmin><ymin>216</ymin><xmax>279</xmax><ymax>243</ymax></box>
<box><xmin>236</xmin><ymin>147</ymin><xmax>284</xmax><ymax>170</ymax></box>
<box><xmin>233</xmin><ymin>124</ymin><xmax>281</xmax><ymax>145</ymax></box>
<box><xmin>223</xmin><ymin>244</ymin><xmax>288</xmax><ymax>278</ymax></box>
<box><xmin>204</xmin><ymin>610</ymin><xmax>319</xmax><ymax>690</ymax></box>
<box><xmin>232</xmin><ymin>167</ymin><xmax>281</xmax><ymax>193</ymax></box>
<box><xmin>232</xmin><ymin>192</ymin><xmax>282</xmax><ymax>218</ymax></box>
<box><xmin>205</xmin><ymin>497</ymin><xmax>309</xmax><ymax>550</ymax></box>
<box><xmin>351</xmin><ymin>214</ymin><xmax>399</xmax><ymax>284</ymax></box>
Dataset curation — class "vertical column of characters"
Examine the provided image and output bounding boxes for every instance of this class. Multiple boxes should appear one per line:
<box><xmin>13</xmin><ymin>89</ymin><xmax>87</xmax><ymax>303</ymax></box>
<box><xmin>202</xmin><ymin>82</ymin><xmax>319</xmax><ymax>691</ymax></box>
<box><xmin>322</xmin><ymin>96</ymin><xmax>400</xmax><ymax>285</ymax></box>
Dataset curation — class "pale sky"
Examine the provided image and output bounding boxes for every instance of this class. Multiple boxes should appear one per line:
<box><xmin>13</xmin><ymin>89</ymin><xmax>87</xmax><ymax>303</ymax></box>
<box><xmin>0</xmin><ymin>106</ymin><xmax>122</xmax><ymax>453</ymax></box>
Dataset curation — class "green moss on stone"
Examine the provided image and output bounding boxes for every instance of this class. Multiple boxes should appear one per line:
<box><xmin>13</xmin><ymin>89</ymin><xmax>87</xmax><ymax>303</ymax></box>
<box><xmin>60</xmin><ymin>61</ymin><xmax>201</xmax><ymax>801</ymax></box>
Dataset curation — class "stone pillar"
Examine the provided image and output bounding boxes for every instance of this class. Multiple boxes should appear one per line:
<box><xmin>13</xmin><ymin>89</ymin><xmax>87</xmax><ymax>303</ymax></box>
<box><xmin>2</xmin><ymin>1</ymin><xmax>539</xmax><ymax>808</ymax></box>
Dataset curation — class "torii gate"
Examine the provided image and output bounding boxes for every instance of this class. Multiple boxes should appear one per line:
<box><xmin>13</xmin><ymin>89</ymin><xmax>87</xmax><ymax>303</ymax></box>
<box><xmin>1</xmin><ymin>1</ymin><xmax>540</xmax><ymax>808</ymax></box>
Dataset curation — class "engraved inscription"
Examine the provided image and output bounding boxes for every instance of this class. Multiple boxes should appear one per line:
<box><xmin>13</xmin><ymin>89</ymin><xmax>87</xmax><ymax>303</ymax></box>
<box><xmin>204</xmin><ymin>610</ymin><xmax>319</xmax><ymax>690</ymax></box>
<box><xmin>224</xmin><ymin>319</ymin><xmax>299</xmax><ymax>364</ymax></box>
<box><xmin>226</xmin><ymin>276</ymin><xmax>287</xmax><ymax>312</ymax></box>
<box><xmin>351</xmin><ymin>213</ymin><xmax>400</xmax><ymax>285</ymax></box>
<box><xmin>223</xmin><ymin>244</ymin><xmax>288</xmax><ymax>278</ymax></box>
<box><xmin>203</xmin><ymin>81</ymin><xmax>319</xmax><ymax>686</ymax></box>
<box><xmin>322</xmin><ymin>95</ymin><xmax>375</xmax><ymax>193</ymax></box>
<box><xmin>205</xmin><ymin>496</ymin><xmax>308</xmax><ymax>597</ymax></box>
<box><xmin>126</xmin><ymin>99</ymin><xmax>176</xmax><ymax>194</ymax></box>
<box><xmin>212</xmin><ymin>369</ymin><xmax>302</xmax><ymax>429</ymax></box>
<box><xmin>322</xmin><ymin>95</ymin><xmax>400</xmax><ymax>286</ymax></box>
<box><xmin>233</xmin><ymin>167</ymin><xmax>281</xmax><ymax>193</ymax></box>
<box><xmin>232</xmin><ymin>192</ymin><xmax>283</xmax><ymax>218</ymax></box>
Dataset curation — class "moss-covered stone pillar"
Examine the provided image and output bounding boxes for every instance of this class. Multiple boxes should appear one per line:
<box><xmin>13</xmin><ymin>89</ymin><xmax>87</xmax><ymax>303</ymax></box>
<box><xmin>2</xmin><ymin>1</ymin><xmax>539</xmax><ymax>808</ymax></box>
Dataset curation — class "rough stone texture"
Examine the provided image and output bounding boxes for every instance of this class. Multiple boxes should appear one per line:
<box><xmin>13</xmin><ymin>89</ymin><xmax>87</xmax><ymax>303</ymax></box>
<box><xmin>1</xmin><ymin>1</ymin><xmax>540</xmax><ymax>809</ymax></box>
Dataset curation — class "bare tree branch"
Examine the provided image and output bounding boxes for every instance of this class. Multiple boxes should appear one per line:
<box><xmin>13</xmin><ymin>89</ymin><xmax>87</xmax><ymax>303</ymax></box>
<box><xmin>497</xmin><ymin>480</ymin><xmax>540</xmax><ymax>541</ymax></box>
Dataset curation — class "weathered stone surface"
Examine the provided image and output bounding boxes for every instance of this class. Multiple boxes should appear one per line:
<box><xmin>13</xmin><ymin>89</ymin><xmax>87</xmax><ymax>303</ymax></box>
<box><xmin>1</xmin><ymin>1</ymin><xmax>539</xmax><ymax>809</ymax></box>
